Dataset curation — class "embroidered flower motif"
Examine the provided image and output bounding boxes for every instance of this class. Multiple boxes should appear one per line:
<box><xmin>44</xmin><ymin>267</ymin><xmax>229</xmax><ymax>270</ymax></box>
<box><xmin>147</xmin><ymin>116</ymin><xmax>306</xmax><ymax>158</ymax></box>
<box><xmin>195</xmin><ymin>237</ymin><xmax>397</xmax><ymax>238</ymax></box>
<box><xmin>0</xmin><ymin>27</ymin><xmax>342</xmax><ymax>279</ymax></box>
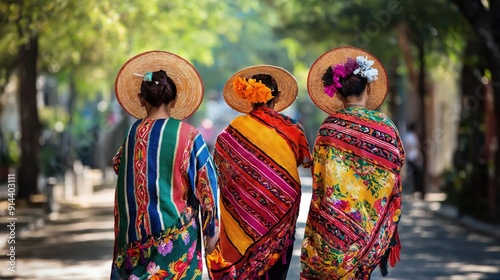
<box><xmin>181</xmin><ymin>231</ymin><xmax>190</xmax><ymax>245</ymax></box>
<box><xmin>374</xmin><ymin>197</ymin><xmax>387</xmax><ymax>214</ymax></box>
<box><xmin>187</xmin><ymin>240</ymin><xmax>197</xmax><ymax>259</ymax></box>
<box><xmin>393</xmin><ymin>209</ymin><xmax>401</xmax><ymax>222</ymax></box>
<box><xmin>158</xmin><ymin>240</ymin><xmax>173</xmax><ymax>256</ymax></box>
<box><xmin>351</xmin><ymin>210</ymin><xmax>362</xmax><ymax>222</ymax></box>
<box><xmin>146</xmin><ymin>261</ymin><xmax>168</xmax><ymax>280</ymax></box>
<box><xmin>128</xmin><ymin>275</ymin><xmax>140</xmax><ymax>280</ymax></box>
<box><xmin>146</xmin><ymin>261</ymin><xmax>159</xmax><ymax>275</ymax></box>
<box><xmin>334</xmin><ymin>199</ymin><xmax>349</xmax><ymax>211</ymax></box>
<box><xmin>171</xmin><ymin>259</ymin><xmax>190</xmax><ymax>278</ymax></box>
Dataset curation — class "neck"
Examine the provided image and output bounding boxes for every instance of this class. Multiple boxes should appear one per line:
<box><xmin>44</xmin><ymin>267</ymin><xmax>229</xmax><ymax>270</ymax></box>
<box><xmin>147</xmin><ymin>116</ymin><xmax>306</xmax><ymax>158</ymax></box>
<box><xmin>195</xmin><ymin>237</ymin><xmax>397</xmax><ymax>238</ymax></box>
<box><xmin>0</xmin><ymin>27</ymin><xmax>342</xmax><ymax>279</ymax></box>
<box><xmin>345</xmin><ymin>92</ymin><xmax>368</xmax><ymax>108</ymax></box>
<box><xmin>344</xmin><ymin>99</ymin><xmax>366</xmax><ymax>108</ymax></box>
<box><xmin>252</xmin><ymin>102</ymin><xmax>275</xmax><ymax>111</ymax></box>
<box><xmin>145</xmin><ymin>103</ymin><xmax>171</xmax><ymax>119</ymax></box>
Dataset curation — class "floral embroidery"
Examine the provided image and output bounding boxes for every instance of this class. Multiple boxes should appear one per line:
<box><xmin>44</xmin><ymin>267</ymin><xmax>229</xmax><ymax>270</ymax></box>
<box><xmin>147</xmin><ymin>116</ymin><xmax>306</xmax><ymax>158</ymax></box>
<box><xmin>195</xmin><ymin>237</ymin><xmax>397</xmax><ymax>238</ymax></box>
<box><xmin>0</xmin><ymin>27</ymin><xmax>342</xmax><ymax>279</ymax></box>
<box><xmin>146</xmin><ymin>261</ymin><xmax>169</xmax><ymax>280</ymax></box>
<box><xmin>157</xmin><ymin>240</ymin><xmax>173</xmax><ymax>256</ymax></box>
<box><xmin>301</xmin><ymin>107</ymin><xmax>404</xmax><ymax>278</ymax></box>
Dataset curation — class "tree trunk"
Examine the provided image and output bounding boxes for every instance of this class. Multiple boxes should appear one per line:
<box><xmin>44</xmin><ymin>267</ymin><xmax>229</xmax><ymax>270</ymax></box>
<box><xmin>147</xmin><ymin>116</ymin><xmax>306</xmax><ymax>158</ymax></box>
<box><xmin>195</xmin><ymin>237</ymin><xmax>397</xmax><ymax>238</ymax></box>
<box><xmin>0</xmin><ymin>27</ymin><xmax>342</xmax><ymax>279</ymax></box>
<box><xmin>490</xmin><ymin>65</ymin><xmax>500</xmax><ymax>222</ymax></box>
<box><xmin>17</xmin><ymin>35</ymin><xmax>41</xmax><ymax>200</ymax></box>
<box><xmin>451</xmin><ymin>0</ymin><xmax>500</xmax><ymax>222</ymax></box>
<box><xmin>455</xmin><ymin>39</ymin><xmax>488</xmax><ymax>218</ymax></box>
<box><xmin>416</xmin><ymin>40</ymin><xmax>428</xmax><ymax>196</ymax></box>
<box><xmin>59</xmin><ymin>73</ymin><xmax>77</xmax><ymax>174</ymax></box>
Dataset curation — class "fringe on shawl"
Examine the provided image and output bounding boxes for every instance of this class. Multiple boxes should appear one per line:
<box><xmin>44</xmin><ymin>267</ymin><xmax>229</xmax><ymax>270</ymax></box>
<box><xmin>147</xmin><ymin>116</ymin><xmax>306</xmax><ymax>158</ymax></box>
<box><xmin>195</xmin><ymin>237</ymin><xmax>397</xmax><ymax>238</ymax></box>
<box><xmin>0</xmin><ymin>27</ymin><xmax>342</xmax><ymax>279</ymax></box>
<box><xmin>379</xmin><ymin>230</ymin><xmax>401</xmax><ymax>277</ymax></box>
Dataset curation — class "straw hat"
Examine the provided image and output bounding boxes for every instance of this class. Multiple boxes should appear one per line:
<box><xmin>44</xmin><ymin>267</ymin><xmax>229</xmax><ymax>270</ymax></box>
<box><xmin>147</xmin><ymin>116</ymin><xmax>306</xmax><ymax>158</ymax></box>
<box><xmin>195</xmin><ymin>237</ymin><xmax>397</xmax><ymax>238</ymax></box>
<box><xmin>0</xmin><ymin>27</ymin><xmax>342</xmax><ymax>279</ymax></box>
<box><xmin>115</xmin><ymin>50</ymin><xmax>204</xmax><ymax>119</ymax></box>
<box><xmin>223</xmin><ymin>65</ymin><xmax>298</xmax><ymax>114</ymax></box>
<box><xmin>307</xmin><ymin>46</ymin><xmax>388</xmax><ymax>115</ymax></box>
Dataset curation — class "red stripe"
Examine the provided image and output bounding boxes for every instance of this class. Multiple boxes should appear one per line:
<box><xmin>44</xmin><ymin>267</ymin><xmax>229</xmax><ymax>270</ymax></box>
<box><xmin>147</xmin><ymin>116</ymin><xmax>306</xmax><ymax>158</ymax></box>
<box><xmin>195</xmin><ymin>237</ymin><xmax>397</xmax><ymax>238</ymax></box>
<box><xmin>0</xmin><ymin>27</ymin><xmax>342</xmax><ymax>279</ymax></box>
<box><xmin>322</xmin><ymin>123</ymin><xmax>398</xmax><ymax>154</ymax></box>
<box><xmin>133</xmin><ymin>120</ymin><xmax>153</xmax><ymax>236</ymax></box>
<box><xmin>317</xmin><ymin>135</ymin><xmax>398</xmax><ymax>170</ymax></box>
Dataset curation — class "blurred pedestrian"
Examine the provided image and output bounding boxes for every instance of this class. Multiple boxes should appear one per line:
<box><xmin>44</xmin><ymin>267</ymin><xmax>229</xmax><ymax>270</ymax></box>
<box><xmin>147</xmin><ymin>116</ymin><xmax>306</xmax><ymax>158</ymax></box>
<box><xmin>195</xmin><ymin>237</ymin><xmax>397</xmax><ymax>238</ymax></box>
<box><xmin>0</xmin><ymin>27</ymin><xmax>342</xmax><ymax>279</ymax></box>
<box><xmin>111</xmin><ymin>51</ymin><xmax>219</xmax><ymax>280</ymax></box>
<box><xmin>301</xmin><ymin>47</ymin><xmax>406</xmax><ymax>279</ymax></box>
<box><xmin>207</xmin><ymin>65</ymin><xmax>312</xmax><ymax>279</ymax></box>
<box><xmin>404</xmin><ymin>122</ymin><xmax>424</xmax><ymax>199</ymax></box>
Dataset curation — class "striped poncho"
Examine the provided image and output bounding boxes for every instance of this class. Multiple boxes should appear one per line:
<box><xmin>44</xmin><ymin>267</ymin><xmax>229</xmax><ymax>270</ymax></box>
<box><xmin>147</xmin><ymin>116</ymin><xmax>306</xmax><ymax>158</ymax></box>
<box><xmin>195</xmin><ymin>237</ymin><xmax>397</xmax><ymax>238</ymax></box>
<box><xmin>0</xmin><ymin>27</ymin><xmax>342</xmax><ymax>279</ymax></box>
<box><xmin>300</xmin><ymin>107</ymin><xmax>405</xmax><ymax>279</ymax></box>
<box><xmin>111</xmin><ymin>118</ymin><xmax>218</xmax><ymax>280</ymax></box>
<box><xmin>207</xmin><ymin>106</ymin><xmax>312</xmax><ymax>279</ymax></box>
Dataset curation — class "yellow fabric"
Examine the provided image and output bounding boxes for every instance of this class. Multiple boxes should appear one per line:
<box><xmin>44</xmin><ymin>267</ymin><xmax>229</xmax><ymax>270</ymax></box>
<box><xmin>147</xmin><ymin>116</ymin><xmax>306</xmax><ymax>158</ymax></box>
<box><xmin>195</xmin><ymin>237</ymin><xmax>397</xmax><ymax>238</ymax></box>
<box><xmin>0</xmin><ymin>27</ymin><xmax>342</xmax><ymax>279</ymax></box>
<box><xmin>232</xmin><ymin>115</ymin><xmax>300</xmax><ymax>181</ymax></box>
<box><xmin>220</xmin><ymin>202</ymin><xmax>253</xmax><ymax>254</ymax></box>
<box><xmin>315</xmin><ymin>146</ymin><xmax>397</xmax><ymax>234</ymax></box>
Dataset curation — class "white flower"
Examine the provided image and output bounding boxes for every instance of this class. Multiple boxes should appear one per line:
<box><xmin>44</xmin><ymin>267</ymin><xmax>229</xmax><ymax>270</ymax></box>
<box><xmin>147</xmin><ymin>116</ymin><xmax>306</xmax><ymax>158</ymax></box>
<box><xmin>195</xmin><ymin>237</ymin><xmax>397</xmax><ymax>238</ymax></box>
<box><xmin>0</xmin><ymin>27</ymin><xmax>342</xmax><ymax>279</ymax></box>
<box><xmin>363</xmin><ymin>68</ymin><xmax>379</xmax><ymax>83</ymax></box>
<box><xmin>353</xmin><ymin>56</ymin><xmax>379</xmax><ymax>83</ymax></box>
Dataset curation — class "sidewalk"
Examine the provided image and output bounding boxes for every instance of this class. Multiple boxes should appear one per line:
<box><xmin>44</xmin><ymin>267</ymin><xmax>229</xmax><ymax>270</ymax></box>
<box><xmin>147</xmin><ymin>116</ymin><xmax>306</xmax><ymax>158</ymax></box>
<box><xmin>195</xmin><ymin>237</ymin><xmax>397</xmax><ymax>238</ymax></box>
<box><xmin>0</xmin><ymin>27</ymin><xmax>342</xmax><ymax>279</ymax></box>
<box><xmin>418</xmin><ymin>192</ymin><xmax>500</xmax><ymax>240</ymax></box>
<box><xmin>0</xmin><ymin>181</ymin><xmax>116</xmax><ymax>279</ymax></box>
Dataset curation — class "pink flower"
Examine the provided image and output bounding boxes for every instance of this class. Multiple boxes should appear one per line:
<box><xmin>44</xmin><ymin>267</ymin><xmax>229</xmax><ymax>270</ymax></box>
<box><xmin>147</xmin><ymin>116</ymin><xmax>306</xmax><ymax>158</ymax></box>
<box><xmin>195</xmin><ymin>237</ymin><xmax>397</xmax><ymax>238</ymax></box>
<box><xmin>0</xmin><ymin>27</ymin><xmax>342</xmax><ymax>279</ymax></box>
<box><xmin>344</xmin><ymin>58</ymin><xmax>359</xmax><ymax>74</ymax></box>
<box><xmin>334</xmin><ymin>199</ymin><xmax>349</xmax><ymax>211</ymax></box>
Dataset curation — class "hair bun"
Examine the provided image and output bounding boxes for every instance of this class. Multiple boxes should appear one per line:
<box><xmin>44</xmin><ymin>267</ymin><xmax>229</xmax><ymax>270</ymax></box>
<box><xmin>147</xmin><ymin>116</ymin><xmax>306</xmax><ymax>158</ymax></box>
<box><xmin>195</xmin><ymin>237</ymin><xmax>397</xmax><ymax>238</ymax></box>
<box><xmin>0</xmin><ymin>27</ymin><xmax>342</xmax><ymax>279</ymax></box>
<box><xmin>152</xmin><ymin>70</ymin><xmax>168</xmax><ymax>85</ymax></box>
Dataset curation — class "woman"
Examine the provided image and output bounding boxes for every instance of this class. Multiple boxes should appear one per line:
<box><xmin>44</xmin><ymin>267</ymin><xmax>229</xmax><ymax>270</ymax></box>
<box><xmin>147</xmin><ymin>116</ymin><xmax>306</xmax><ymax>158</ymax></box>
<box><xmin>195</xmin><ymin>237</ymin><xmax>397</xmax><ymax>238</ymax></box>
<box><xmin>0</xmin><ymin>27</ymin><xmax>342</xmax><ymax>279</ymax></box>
<box><xmin>301</xmin><ymin>47</ymin><xmax>405</xmax><ymax>279</ymax></box>
<box><xmin>207</xmin><ymin>65</ymin><xmax>312</xmax><ymax>279</ymax></box>
<box><xmin>111</xmin><ymin>51</ymin><xmax>219</xmax><ymax>280</ymax></box>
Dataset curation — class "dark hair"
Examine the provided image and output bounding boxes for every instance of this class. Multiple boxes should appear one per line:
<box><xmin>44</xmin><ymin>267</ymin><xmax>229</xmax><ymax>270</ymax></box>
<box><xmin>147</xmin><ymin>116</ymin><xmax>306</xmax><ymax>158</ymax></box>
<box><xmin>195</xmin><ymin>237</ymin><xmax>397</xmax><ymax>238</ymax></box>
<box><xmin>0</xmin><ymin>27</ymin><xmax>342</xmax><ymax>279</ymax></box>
<box><xmin>140</xmin><ymin>70</ymin><xmax>177</xmax><ymax>107</ymax></box>
<box><xmin>322</xmin><ymin>67</ymin><xmax>368</xmax><ymax>98</ymax></box>
<box><xmin>251</xmin><ymin>74</ymin><xmax>279</xmax><ymax>105</ymax></box>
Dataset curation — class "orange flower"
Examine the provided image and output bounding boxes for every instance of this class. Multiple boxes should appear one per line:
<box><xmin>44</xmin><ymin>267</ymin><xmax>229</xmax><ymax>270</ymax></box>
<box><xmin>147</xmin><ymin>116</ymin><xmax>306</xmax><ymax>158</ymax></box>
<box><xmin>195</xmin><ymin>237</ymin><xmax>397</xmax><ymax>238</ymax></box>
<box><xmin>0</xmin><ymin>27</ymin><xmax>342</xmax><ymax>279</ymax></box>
<box><xmin>232</xmin><ymin>77</ymin><xmax>273</xmax><ymax>104</ymax></box>
<box><xmin>150</xmin><ymin>270</ymin><xmax>168</xmax><ymax>280</ymax></box>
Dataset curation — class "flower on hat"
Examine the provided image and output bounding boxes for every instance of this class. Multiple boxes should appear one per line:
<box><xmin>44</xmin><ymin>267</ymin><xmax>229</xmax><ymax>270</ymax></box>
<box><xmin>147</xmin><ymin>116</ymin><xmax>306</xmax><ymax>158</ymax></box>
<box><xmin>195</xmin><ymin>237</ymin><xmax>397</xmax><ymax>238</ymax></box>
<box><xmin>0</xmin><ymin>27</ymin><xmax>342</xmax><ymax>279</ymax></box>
<box><xmin>233</xmin><ymin>77</ymin><xmax>273</xmax><ymax>104</ymax></box>
<box><xmin>324</xmin><ymin>56</ymin><xmax>379</xmax><ymax>97</ymax></box>
<box><xmin>354</xmin><ymin>56</ymin><xmax>378</xmax><ymax>82</ymax></box>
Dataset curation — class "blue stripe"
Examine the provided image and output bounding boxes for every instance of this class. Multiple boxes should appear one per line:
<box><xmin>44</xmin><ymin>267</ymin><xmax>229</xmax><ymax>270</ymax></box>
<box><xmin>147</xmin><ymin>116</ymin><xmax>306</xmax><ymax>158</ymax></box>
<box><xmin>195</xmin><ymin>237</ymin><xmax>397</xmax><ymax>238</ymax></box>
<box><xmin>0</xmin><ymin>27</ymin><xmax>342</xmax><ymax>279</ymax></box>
<box><xmin>194</xmin><ymin>134</ymin><xmax>210</xmax><ymax>165</ymax></box>
<box><xmin>147</xmin><ymin>119</ymin><xmax>163</xmax><ymax>234</ymax></box>
<box><xmin>191</xmin><ymin>134</ymin><xmax>219</xmax><ymax>235</ymax></box>
<box><xmin>126</xmin><ymin>120</ymin><xmax>140</xmax><ymax>242</ymax></box>
<box><xmin>187</xmin><ymin>135</ymin><xmax>199</xmax><ymax>192</ymax></box>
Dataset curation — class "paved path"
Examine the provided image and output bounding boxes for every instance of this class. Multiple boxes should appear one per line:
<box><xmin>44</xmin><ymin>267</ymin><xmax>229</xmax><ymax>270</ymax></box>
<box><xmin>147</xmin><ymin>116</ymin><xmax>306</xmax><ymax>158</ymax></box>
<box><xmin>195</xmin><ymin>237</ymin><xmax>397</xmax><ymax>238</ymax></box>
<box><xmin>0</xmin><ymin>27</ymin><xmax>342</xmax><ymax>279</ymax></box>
<box><xmin>0</xmin><ymin>178</ymin><xmax>499</xmax><ymax>279</ymax></box>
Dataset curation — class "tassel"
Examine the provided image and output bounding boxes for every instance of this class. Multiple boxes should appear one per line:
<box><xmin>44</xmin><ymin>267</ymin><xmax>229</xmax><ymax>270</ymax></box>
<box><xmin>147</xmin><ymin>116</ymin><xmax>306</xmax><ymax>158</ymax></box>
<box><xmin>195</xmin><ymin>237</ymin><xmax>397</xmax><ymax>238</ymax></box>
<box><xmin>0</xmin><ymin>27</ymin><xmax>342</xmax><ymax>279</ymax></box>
<box><xmin>389</xmin><ymin>232</ymin><xmax>401</xmax><ymax>267</ymax></box>
<box><xmin>379</xmin><ymin>250</ymin><xmax>389</xmax><ymax>277</ymax></box>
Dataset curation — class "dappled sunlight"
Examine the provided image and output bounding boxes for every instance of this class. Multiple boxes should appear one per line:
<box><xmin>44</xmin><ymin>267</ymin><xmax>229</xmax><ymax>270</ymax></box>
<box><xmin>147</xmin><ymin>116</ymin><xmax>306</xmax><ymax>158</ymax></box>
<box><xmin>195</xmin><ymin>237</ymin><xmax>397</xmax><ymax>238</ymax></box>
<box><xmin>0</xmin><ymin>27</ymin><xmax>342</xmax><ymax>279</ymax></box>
<box><xmin>444</xmin><ymin>262</ymin><xmax>499</xmax><ymax>274</ymax></box>
<box><xmin>15</xmin><ymin>258</ymin><xmax>111</xmax><ymax>280</ymax></box>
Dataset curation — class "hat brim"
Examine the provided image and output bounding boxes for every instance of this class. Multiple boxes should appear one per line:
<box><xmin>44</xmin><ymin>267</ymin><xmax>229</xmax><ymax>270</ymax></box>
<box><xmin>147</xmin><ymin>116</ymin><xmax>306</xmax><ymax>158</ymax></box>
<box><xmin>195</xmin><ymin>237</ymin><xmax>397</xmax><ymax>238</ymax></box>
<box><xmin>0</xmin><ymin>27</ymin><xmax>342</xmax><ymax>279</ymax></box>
<box><xmin>223</xmin><ymin>65</ymin><xmax>298</xmax><ymax>114</ymax></box>
<box><xmin>307</xmin><ymin>46</ymin><xmax>388</xmax><ymax>115</ymax></box>
<box><xmin>115</xmin><ymin>50</ymin><xmax>204</xmax><ymax>120</ymax></box>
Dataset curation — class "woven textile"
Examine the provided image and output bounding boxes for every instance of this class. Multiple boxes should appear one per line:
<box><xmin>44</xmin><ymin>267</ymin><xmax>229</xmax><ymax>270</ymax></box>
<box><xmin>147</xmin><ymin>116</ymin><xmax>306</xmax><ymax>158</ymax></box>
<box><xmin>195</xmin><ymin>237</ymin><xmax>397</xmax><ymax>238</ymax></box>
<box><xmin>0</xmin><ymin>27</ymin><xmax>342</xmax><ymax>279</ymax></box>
<box><xmin>207</xmin><ymin>107</ymin><xmax>311</xmax><ymax>279</ymax></box>
<box><xmin>111</xmin><ymin>118</ymin><xmax>218</xmax><ymax>280</ymax></box>
<box><xmin>300</xmin><ymin>107</ymin><xmax>405</xmax><ymax>280</ymax></box>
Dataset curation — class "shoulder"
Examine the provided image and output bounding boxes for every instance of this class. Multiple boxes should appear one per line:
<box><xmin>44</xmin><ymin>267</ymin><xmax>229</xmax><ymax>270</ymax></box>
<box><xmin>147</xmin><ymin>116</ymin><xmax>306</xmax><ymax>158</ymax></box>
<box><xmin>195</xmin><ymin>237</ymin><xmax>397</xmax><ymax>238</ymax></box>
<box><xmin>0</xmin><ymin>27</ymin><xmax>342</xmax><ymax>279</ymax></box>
<box><xmin>278</xmin><ymin>112</ymin><xmax>298</xmax><ymax>124</ymax></box>
<box><xmin>278</xmin><ymin>113</ymin><xmax>308</xmax><ymax>133</ymax></box>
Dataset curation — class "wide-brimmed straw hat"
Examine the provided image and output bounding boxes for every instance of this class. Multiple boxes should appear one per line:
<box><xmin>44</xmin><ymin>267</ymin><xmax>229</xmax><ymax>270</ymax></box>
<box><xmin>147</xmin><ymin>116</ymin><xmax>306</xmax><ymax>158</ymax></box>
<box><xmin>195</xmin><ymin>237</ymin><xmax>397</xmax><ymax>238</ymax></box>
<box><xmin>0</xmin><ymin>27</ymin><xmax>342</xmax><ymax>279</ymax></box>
<box><xmin>115</xmin><ymin>50</ymin><xmax>204</xmax><ymax>119</ymax></box>
<box><xmin>307</xmin><ymin>46</ymin><xmax>388</xmax><ymax>115</ymax></box>
<box><xmin>223</xmin><ymin>65</ymin><xmax>298</xmax><ymax>114</ymax></box>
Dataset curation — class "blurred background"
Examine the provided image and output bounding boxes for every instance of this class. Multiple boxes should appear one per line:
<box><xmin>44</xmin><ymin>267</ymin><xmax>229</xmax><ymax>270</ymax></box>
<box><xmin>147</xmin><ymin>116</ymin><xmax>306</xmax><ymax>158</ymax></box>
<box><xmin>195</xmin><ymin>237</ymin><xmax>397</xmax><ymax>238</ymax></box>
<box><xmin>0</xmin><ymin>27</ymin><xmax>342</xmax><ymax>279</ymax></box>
<box><xmin>0</xmin><ymin>0</ymin><xmax>499</xmax><ymax>279</ymax></box>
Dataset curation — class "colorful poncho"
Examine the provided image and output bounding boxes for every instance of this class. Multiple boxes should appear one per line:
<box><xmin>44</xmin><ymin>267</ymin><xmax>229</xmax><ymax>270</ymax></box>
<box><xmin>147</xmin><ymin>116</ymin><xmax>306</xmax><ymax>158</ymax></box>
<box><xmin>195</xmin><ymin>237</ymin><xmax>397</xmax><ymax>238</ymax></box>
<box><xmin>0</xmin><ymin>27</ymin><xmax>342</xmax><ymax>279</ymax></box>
<box><xmin>300</xmin><ymin>107</ymin><xmax>405</xmax><ymax>280</ymax></box>
<box><xmin>207</xmin><ymin>107</ymin><xmax>312</xmax><ymax>279</ymax></box>
<box><xmin>111</xmin><ymin>118</ymin><xmax>218</xmax><ymax>280</ymax></box>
